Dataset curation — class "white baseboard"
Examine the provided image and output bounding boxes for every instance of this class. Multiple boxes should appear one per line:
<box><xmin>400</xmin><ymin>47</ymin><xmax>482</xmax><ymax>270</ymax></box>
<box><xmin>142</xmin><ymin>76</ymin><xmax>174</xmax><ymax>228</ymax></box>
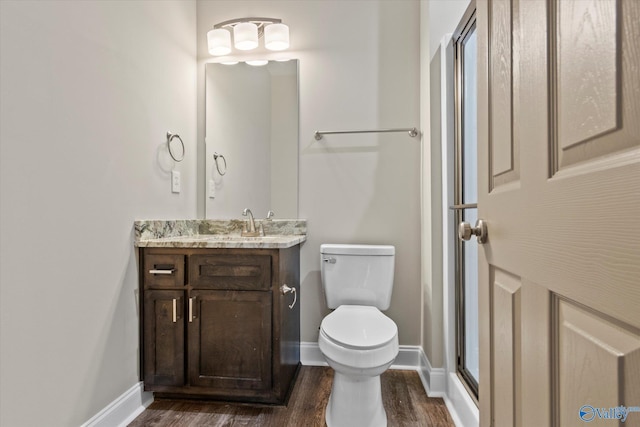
<box><xmin>80</xmin><ymin>382</ymin><xmax>153</xmax><ymax>427</ymax></box>
<box><xmin>416</xmin><ymin>349</ymin><xmax>446</xmax><ymax>397</ymax></box>
<box><xmin>300</xmin><ymin>341</ymin><xmax>328</xmax><ymax>366</ymax></box>
<box><xmin>443</xmin><ymin>373</ymin><xmax>479</xmax><ymax>427</ymax></box>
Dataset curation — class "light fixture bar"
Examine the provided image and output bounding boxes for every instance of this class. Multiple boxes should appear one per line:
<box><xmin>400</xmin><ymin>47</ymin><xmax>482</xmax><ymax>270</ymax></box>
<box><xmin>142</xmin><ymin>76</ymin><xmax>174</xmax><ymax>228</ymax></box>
<box><xmin>214</xmin><ymin>17</ymin><xmax>282</xmax><ymax>37</ymax></box>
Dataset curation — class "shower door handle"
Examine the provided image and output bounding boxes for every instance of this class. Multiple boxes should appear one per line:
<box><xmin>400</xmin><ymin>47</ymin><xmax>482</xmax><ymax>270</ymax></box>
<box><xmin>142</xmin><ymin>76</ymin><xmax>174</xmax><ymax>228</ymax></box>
<box><xmin>459</xmin><ymin>219</ymin><xmax>488</xmax><ymax>244</ymax></box>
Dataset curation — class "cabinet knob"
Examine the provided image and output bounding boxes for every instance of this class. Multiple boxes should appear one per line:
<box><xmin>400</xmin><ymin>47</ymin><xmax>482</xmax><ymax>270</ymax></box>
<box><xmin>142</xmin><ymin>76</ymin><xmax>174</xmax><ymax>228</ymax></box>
<box><xmin>280</xmin><ymin>284</ymin><xmax>297</xmax><ymax>309</ymax></box>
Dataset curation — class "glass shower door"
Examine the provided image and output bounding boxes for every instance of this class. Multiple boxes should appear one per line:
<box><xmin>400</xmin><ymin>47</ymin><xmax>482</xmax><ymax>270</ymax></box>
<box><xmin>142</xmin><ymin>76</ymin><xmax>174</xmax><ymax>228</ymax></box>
<box><xmin>454</xmin><ymin>12</ymin><xmax>479</xmax><ymax>397</ymax></box>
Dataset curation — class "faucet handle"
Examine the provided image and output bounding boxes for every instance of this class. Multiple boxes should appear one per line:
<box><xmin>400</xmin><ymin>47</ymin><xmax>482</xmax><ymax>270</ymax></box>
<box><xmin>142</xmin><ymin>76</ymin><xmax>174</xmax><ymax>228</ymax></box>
<box><xmin>266</xmin><ymin>210</ymin><xmax>275</xmax><ymax>220</ymax></box>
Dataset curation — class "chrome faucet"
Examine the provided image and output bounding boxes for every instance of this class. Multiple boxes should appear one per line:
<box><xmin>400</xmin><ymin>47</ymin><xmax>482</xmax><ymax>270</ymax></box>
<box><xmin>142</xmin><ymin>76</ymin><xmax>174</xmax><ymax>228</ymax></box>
<box><xmin>242</xmin><ymin>208</ymin><xmax>264</xmax><ymax>237</ymax></box>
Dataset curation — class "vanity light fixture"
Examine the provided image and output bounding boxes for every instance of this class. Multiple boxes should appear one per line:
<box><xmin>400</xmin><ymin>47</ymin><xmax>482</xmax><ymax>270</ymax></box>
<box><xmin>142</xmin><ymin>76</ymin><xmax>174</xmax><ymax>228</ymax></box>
<box><xmin>207</xmin><ymin>17</ymin><xmax>289</xmax><ymax>56</ymax></box>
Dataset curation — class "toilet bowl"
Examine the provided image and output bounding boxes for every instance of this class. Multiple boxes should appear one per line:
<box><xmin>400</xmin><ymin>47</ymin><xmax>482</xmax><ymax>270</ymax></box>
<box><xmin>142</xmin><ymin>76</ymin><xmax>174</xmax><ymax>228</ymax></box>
<box><xmin>319</xmin><ymin>305</ymin><xmax>399</xmax><ymax>427</ymax></box>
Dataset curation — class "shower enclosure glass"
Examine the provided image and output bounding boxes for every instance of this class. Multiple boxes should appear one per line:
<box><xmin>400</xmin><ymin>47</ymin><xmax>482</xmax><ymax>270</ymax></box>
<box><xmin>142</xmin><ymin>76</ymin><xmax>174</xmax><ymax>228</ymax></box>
<box><xmin>453</xmin><ymin>9</ymin><xmax>479</xmax><ymax>398</ymax></box>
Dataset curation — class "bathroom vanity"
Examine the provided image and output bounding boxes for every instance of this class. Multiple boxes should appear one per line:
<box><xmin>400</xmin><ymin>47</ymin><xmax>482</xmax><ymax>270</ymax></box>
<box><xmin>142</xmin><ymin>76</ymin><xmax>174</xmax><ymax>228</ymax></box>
<box><xmin>135</xmin><ymin>220</ymin><xmax>305</xmax><ymax>404</ymax></box>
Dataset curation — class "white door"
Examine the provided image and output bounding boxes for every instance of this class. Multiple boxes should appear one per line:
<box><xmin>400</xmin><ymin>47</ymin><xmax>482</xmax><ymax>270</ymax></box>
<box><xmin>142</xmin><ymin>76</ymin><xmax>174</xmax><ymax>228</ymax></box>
<box><xmin>473</xmin><ymin>0</ymin><xmax>640</xmax><ymax>426</ymax></box>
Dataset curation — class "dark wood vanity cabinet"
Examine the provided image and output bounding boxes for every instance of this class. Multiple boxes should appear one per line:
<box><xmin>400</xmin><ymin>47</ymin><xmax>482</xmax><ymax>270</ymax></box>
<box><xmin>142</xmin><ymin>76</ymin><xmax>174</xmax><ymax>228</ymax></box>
<box><xmin>139</xmin><ymin>246</ymin><xmax>300</xmax><ymax>404</ymax></box>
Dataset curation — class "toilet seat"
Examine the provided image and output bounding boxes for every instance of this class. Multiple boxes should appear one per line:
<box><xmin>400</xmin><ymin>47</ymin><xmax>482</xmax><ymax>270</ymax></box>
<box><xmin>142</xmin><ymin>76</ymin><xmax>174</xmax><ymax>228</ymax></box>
<box><xmin>319</xmin><ymin>305</ymin><xmax>399</xmax><ymax>370</ymax></box>
<box><xmin>321</xmin><ymin>305</ymin><xmax>397</xmax><ymax>349</ymax></box>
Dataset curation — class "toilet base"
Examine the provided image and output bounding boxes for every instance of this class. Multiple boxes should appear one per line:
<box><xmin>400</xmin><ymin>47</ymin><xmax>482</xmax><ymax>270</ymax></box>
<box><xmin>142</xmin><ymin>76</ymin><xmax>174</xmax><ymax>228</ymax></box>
<box><xmin>325</xmin><ymin>371</ymin><xmax>387</xmax><ymax>427</ymax></box>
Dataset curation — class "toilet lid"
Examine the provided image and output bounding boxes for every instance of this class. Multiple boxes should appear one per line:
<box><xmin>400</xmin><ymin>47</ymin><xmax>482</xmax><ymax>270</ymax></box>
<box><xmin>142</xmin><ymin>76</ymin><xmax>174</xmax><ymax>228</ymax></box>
<box><xmin>321</xmin><ymin>305</ymin><xmax>397</xmax><ymax>349</ymax></box>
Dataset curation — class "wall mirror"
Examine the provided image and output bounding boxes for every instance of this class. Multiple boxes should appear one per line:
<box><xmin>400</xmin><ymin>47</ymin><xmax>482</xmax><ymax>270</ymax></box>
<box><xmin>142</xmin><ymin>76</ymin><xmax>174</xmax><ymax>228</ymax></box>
<box><xmin>205</xmin><ymin>60</ymin><xmax>299</xmax><ymax>219</ymax></box>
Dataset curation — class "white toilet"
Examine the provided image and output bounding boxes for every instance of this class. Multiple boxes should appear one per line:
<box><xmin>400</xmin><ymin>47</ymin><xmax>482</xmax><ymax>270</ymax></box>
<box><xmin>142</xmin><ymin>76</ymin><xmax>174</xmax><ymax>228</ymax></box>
<box><xmin>318</xmin><ymin>244</ymin><xmax>399</xmax><ymax>427</ymax></box>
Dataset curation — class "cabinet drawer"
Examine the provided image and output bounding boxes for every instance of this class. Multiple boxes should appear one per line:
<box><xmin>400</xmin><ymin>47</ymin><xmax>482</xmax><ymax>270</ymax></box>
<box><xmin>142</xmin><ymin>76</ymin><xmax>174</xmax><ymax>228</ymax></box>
<box><xmin>189</xmin><ymin>254</ymin><xmax>271</xmax><ymax>290</ymax></box>
<box><xmin>144</xmin><ymin>253</ymin><xmax>185</xmax><ymax>288</ymax></box>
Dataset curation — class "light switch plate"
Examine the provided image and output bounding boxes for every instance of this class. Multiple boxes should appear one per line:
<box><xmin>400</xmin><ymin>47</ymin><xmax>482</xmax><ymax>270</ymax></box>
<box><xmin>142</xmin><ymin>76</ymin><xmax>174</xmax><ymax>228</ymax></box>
<box><xmin>171</xmin><ymin>170</ymin><xmax>181</xmax><ymax>193</ymax></box>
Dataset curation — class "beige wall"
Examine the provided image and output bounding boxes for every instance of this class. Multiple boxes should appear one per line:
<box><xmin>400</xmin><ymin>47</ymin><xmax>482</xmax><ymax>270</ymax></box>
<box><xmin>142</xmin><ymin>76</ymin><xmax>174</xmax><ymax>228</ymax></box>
<box><xmin>197</xmin><ymin>1</ymin><xmax>422</xmax><ymax>345</ymax></box>
<box><xmin>0</xmin><ymin>1</ymin><xmax>196</xmax><ymax>426</ymax></box>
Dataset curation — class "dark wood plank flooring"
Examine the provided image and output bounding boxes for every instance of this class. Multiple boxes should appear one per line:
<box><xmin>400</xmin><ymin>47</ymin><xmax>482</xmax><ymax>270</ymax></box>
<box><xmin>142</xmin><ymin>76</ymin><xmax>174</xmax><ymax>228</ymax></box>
<box><xmin>129</xmin><ymin>366</ymin><xmax>455</xmax><ymax>426</ymax></box>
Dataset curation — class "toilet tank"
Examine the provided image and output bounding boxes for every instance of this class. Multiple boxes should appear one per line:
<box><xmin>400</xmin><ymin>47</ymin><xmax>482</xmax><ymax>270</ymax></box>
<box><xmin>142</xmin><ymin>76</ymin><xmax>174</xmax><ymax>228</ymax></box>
<box><xmin>320</xmin><ymin>244</ymin><xmax>395</xmax><ymax>310</ymax></box>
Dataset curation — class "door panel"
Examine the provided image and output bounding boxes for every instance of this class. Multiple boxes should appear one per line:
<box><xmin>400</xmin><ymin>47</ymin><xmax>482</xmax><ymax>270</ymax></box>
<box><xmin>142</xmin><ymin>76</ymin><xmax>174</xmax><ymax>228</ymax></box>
<box><xmin>489</xmin><ymin>0</ymin><xmax>520</xmax><ymax>189</ymax></box>
<box><xmin>551</xmin><ymin>0</ymin><xmax>639</xmax><ymax>173</ymax></box>
<box><xmin>520</xmin><ymin>281</ymin><xmax>551</xmax><ymax>425</ymax></box>
<box><xmin>477</xmin><ymin>0</ymin><xmax>640</xmax><ymax>426</ymax></box>
<box><xmin>491</xmin><ymin>267</ymin><xmax>521</xmax><ymax>427</ymax></box>
<box><xmin>555</xmin><ymin>297</ymin><xmax>640</xmax><ymax>426</ymax></box>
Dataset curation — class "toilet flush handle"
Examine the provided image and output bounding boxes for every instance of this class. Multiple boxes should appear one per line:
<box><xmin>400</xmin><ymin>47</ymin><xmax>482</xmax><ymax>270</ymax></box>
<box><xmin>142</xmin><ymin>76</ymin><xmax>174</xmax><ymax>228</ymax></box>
<box><xmin>323</xmin><ymin>257</ymin><xmax>336</xmax><ymax>264</ymax></box>
<box><xmin>281</xmin><ymin>284</ymin><xmax>297</xmax><ymax>309</ymax></box>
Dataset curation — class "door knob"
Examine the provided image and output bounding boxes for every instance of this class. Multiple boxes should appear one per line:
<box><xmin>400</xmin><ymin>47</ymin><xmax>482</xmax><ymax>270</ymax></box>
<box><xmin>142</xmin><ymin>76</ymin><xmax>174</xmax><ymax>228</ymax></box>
<box><xmin>459</xmin><ymin>219</ymin><xmax>488</xmax><ymax>244</ymax></box>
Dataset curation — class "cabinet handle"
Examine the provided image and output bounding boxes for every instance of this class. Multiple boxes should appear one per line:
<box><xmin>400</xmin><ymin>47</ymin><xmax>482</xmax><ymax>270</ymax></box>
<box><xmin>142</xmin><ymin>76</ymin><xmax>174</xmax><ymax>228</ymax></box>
<box><xmin>189</xmin><ymin>297</ymin><xmax>195</xmax><ymax>322</ymax></box>
<box><xmin>149</xmin><ymin>268</ymin><xmax>175</xmax><ymax>275</ymax></box>
<box><xmin>280</xmin><ymin>284</ymin><xmax>297</xmax><ymax>309</ymax></box>
<box><xmin>172</xmin><ymin>298</ymin><xmax>177</xmax><ymax>323</ymax></box>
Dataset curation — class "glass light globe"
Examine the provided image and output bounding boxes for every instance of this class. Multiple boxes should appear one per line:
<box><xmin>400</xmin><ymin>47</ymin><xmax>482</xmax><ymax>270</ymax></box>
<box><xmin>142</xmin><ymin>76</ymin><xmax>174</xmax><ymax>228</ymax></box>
<box><xmin>207</xmin><ymin>29</ymin><xmax>231</xmax><ymax>56</ymax></box>
<box><xmin>264</xmin><ymin>23</ymin><xmax>290</xmax><ymax>51</ymax></box>
<box><xmin>233</xmin><ymin>22</ymin><xmax>259</xmax><ymax>50</ymax></box>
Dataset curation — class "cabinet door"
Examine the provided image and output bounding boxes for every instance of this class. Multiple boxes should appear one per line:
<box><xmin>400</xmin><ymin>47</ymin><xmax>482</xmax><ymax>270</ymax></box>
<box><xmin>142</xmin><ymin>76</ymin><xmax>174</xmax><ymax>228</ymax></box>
<box><xmin>143</xmin><ymin>290</ymin><xmax>185</xmax><ymax>387</ymax></box>
<box><xmin>188</xmin><ymin>290</ymin><xmax>272</xmax><ymax>391</ymax></box>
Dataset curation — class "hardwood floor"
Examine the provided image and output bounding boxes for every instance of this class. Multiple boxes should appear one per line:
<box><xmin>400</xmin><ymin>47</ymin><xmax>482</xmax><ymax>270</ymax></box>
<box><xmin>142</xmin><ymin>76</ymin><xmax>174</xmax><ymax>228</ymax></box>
<box><xmin>129</xmin><ymin>366</ymin><xmax>455</xmax><ymax>426</ymax></box>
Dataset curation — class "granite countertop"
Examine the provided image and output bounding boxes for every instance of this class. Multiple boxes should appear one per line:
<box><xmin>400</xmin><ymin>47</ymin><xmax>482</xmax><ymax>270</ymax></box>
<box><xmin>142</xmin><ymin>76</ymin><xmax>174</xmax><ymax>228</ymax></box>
<box><xmin>134</xmin><ymin>219</ymin><xmax>306</xmax><ymax>249</ymax></box>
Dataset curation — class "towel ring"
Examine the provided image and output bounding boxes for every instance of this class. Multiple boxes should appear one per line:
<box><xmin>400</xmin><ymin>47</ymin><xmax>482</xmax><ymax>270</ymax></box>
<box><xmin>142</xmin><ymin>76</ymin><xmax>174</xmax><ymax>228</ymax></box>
<box><xmin>166</xmin><ymin>132</ymin><xmax>185</xmax><ymax>162</ymax></box>
<box><xmin>213</xmin><ymin>152</ymin><xmax>227</xmax><ymax>175</ymax></box>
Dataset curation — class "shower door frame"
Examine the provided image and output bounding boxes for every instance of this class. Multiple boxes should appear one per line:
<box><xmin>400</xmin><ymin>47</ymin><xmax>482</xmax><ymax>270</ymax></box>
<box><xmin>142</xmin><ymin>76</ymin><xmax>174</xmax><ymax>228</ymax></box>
<box><xmin>452</xmin><ymin>2</ymin><xmax>479</xmax><ymax>401</ymax></box>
